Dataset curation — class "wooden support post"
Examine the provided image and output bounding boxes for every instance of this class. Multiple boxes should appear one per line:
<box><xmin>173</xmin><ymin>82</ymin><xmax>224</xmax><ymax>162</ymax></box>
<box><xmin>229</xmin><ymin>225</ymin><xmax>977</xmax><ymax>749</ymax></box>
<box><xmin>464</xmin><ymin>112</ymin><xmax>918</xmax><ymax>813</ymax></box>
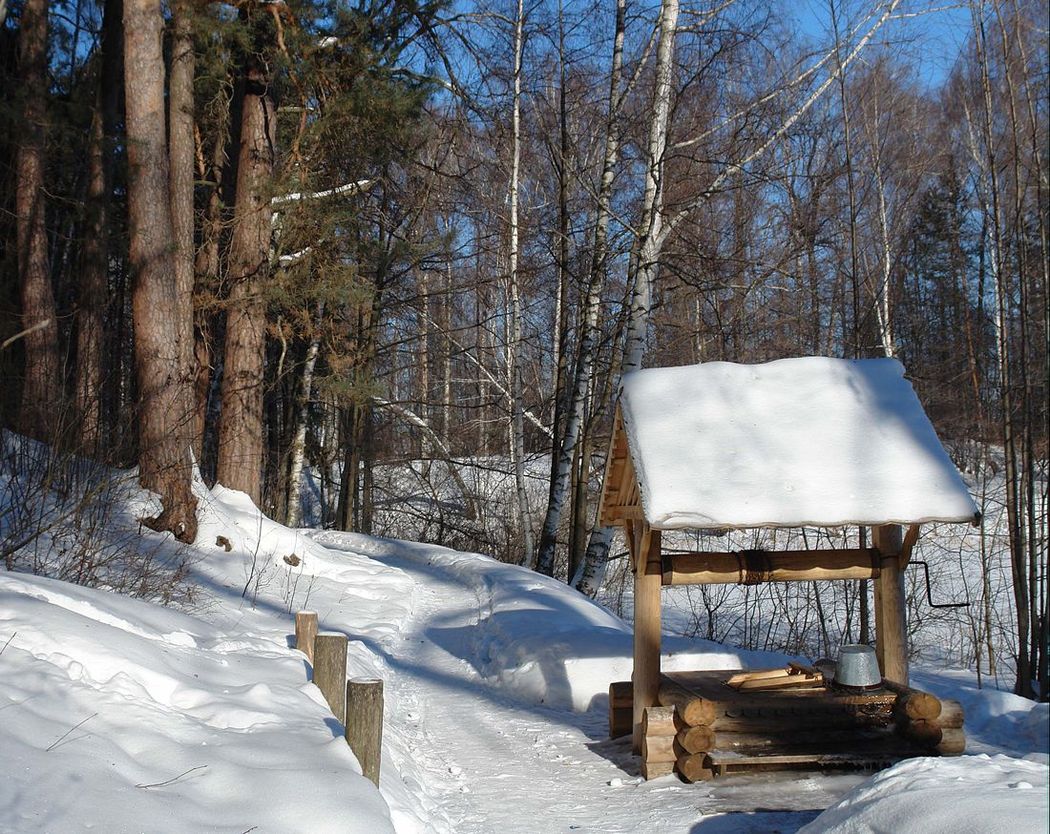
<box><xmin>872</xmin><ymin>524</ymin><xmax>908</xmax><ymax>685</ymax></box>
<box><xmin>346</xmin><ymin>679</ymin><xmax>383</xmax><ymax>787</ymax></box>
<box><xmin>313</xmin><ymin>633</ymin><xmax>348</xmax><ymax>721</ymax></box>
<box><xmin>295</xmin><ymin>611</ymin><xmax>318</xmax><ymax>663</ymax></box>
<box><xmin>633</xmin><ymin>524</ymin><xmax>662</xmax><ymax>754</ymax></box>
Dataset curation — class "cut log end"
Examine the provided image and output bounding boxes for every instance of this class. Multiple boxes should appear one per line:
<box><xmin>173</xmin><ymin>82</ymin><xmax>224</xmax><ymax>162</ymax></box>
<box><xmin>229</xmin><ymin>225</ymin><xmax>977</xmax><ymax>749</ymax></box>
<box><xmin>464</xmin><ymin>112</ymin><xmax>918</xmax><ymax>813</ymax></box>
<box><xmin>676</xmin><ymin>753</ymin><xmax>715</xmax><ymax>783</ymax></box>
<box><xmin>675</xmin><ymin>724</ymin><xmax>716</xmax><ymax>755</ymax></box>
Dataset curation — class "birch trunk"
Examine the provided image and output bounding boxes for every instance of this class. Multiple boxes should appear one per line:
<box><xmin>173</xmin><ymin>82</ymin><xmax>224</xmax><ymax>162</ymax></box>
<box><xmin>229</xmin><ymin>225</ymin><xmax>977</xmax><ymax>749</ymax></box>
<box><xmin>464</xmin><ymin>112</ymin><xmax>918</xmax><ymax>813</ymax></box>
<box><xmin>286</xmin><ymin>303</ymin><xmax>323</xmax><ymax>527</ymax></box>
<box><xmin>535</xmin><ymin>0</ymin><xmax>626</xmax><ymax>578</ymax></box>
<box><xmin>576</xmin><ymin>0</ymin><xmax>678</xmax><ymax>595</ymax></box>
<box><xmin>507</xmin><ymin>0</ymin><xmax>534</xmax><ymax>566</ymax></box>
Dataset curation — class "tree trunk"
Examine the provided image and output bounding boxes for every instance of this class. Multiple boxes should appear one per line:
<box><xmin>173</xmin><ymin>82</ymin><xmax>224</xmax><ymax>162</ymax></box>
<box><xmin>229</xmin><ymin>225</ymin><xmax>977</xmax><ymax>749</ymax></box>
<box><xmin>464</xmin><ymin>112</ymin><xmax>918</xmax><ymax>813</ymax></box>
<box><xmin>75</xmin><ymin>0</ymin><xmax>121</xmax><ymax>455</ymax></box>
<box><xmin>193</xmin><ymin>98</ymin><xmax>230</xmax><ymax>469</ymax></box>
<box><xmin>286</xmin><ymin>303</ymin><xmax>323</xmax><ymax>527</ymax></box>
<box><xmin>577</xmin><ymin>0</ymin><xmax>678</xmax><ymax>596</ymax></box>
<box><xmin>123</xmin><ymin>0</ymin><xmax>198</xmax><ymax>541</ymax></box>
<box><xmin>972</xmin><ymin>0</ymin><xmax>1031</xmax><ymax>697</ymax></box>
<box><xmin>507</xmin><ymin>0</ymin><xmax>533</xmax><ymax>566</ymax></box>
<box><xmin>15</xmin><ymin>0</ymin><xmax>60</xmax><ymax>442</ymax></box>
<box><xmin>169</xmin><ymin>0</ymin><xmax>197</xmax><ymax>456</ymax></box>
<box><xmin>216</xmin><ymin>45</ymin><xmax>276</xmax><ymax>505</ymax></box>
<box><xmin>536</xmin><ymin>0</ymin><xmax>626</xmax><ymax>578</ymax></box>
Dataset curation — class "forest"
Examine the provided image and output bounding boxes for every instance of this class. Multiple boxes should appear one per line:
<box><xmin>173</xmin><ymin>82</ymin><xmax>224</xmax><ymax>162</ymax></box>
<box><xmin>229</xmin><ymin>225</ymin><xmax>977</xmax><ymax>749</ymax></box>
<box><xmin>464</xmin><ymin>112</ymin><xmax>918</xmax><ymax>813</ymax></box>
<box><xmin>0</xmin><ymin>0</ymin><xmax>1046</xmax><ymax>700</ymax></box>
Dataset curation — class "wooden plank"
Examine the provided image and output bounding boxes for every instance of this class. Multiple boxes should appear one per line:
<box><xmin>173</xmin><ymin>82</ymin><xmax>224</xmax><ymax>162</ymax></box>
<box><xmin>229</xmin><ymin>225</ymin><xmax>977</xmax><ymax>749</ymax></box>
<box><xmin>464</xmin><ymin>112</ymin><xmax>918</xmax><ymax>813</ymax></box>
<box><xmin>606</xmin><ymin>505</ymin><xmax>645</xmax><ymax>521</ymax></box>
<box><xmin>597</xmin><ymin>407</ymin><xmax>628</xmax><ymax>527</ymax></box>
<box><xmin>665</xmin><ymin>670</ymin><xmax>898</xmax><ymax>708</ymax></box>
<box><xmin>729</xmin><ymin>666</ymin><xmax>824</xmax><ymax>692</ymax></box>
<box><xmin>663</xmin><ymin>549</ymin><xmax>879</xmax><ymax>585</ymax></box>
<box><xmin>632</xmin><ymin>525</ymin><xmax>662</xmax><ymax>754</ymax></box>
<box><xmin>873</xmin><ymin>525</ymin><xmax>909</xmax><ymax>685</ymax></box>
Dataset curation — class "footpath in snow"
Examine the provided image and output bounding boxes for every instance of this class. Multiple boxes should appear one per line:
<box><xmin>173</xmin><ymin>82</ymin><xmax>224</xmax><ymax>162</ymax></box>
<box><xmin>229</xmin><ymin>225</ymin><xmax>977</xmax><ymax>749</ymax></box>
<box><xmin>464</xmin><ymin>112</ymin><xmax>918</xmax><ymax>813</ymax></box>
<box><xmin>1</xmin><ymin>479</ymin><xmax>1047</xmax><ymax>833</ymax></box>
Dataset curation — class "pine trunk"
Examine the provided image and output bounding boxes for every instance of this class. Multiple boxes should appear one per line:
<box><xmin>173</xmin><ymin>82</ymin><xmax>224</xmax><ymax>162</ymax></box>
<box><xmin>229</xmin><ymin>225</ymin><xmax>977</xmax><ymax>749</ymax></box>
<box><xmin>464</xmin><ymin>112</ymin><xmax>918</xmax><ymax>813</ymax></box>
<box><xmin>15</xmin><ymin>0</ymin><xmax>60</xmax><ymax>442</ymax></box>
<box><xmin>123</xmin><ymin>0</ymin><xmax>198</xmax><ymax>542</ymax></box>
<box><xmin>75</xmin><ymin>0</ymin><xmax>121</xmax><ymax>455</ymax></box>
<box><xmin>216</xmin><ymin>49</ymin><xmax>275</xmax><ymax>504</ymax></box>
<box><xmin>169</xmin><ymin>0</ymin><xmax>197</xmax><ymax>456</ymax></box>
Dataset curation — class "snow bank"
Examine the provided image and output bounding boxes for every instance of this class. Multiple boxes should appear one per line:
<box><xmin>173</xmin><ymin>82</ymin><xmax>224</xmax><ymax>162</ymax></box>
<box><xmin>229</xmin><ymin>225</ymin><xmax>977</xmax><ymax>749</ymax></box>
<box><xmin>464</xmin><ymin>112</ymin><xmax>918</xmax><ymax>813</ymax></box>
<box><xmin>911</xmin><ymin>668</ymin><xmax>1050</xmax><ymax>757</ymax></box>
<box><xmin>799</xmin><ymin>754</ymin><xmax>1049</xmax><ymax>834</ymax></box>
<box><xmin>0</xmin><ymin>570</ymin><xmax>393</xmax><ymax>834</ymax></box>
<box><xmin>620</xmin><ymin>357</ymin><xmax>979</xmax><ymax>529</ymax></box>
<box><xmin>313</xmin><ymin>532</ymin><xmax>789</xmax><ymax>712</ymax></box>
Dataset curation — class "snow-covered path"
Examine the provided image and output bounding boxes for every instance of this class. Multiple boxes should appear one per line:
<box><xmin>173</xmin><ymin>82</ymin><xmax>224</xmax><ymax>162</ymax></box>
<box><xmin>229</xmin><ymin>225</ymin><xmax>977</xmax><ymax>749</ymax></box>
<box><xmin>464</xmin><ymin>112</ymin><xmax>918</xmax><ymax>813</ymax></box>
<box><xmin>313</xmin><ymin>533</ymin><xmax>873</xmax><ymax>834</ymax></box>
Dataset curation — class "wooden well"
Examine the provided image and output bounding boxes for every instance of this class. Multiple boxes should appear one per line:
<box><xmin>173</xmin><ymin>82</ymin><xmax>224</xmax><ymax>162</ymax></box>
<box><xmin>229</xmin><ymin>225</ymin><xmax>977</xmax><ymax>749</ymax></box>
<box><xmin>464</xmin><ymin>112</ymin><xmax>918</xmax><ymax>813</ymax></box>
<box><xmin>597</xmin><ymin>359</ymin><xmax>980</xmax><ymax>779</ymax></box>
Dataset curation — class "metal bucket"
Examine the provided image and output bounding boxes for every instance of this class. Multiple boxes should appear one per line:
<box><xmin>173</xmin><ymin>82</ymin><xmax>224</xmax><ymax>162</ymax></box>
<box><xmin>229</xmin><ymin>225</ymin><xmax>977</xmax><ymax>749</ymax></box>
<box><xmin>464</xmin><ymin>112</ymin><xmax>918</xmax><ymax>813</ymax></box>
<box><xmin>834</xmin><ymin>644</ymin><xmax>882</xmax><ymax>690</ymax></box>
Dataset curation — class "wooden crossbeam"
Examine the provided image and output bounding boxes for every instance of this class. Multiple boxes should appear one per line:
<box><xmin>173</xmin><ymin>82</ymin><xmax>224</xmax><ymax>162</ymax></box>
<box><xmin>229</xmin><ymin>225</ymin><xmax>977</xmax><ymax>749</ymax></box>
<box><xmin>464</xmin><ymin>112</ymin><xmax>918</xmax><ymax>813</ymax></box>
<box><xmin>662</xmin><ymin>548</ymin><xmax>880</xmax><ymax>586</ymax></box>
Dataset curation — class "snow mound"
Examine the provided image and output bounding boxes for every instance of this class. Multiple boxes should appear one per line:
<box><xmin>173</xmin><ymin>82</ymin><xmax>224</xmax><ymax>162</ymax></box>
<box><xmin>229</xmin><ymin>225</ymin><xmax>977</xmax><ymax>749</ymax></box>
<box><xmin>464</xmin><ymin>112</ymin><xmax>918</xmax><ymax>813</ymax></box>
<box><xmin>799</xmin><ymin>754</ymin><xmax>1049</xmax><ymax>834</ymax></box>
<box><xmin>620</xmin><ymin>357</ymin><xmax>979</xmax><ymax>529</ymax></box>
<box><xmin>0</xmin><ymin>571</ymin><xmax>393</xmax><ymax>834</ymax></box>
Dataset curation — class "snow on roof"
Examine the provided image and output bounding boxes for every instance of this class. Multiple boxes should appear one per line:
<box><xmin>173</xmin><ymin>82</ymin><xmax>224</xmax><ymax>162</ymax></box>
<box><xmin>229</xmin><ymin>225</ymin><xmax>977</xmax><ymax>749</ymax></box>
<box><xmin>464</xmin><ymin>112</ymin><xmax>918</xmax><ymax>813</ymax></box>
<box><xmin>618</xmin><ymin>357</ymin><xmax>980</xmax><ymax>530</ymax></box>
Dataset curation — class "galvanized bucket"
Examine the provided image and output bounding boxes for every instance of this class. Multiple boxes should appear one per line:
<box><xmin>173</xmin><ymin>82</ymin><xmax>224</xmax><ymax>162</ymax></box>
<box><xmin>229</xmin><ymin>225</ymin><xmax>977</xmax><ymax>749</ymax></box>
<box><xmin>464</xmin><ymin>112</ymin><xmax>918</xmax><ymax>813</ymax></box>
<box><xmin>834</xmin><ymin>644</ymin><xmax>882</xmax><ymax>689</ymax></box>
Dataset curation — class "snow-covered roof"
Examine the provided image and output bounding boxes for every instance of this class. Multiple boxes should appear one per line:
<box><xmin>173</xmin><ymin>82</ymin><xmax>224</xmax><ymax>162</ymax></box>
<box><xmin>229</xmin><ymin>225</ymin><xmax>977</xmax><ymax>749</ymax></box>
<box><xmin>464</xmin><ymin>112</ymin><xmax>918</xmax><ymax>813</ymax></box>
<box><xmin>609</xmin><ymin>357</ymin><xmax>979</xmax><ymax>530</ymax></box>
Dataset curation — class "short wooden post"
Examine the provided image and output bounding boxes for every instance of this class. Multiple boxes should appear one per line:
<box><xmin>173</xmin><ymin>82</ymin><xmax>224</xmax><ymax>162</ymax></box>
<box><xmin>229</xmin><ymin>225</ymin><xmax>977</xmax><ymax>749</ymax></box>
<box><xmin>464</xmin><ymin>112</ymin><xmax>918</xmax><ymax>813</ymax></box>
<box><xmin>295</xmin><ymin>611</ymin><xmax>318</xmax><ymax>663</ymax></box>
<box><xmin>872</xmin><ymin>524</ymin><xmax>908</xmax><ymax>685</ymax></box>
<box><xmin>346</xmin><ymin>679</ymin><xmax>384</xmax><ymax>786</ymax></box>
<box><xmin>313</xmin><ymin>633</ymin><xmax>348</xmax><ymax>720</ymax></box>
<box><xmin>632</xmin><ymin>525</ymin><xmax>662</xmax><ymax>754</ymax></box>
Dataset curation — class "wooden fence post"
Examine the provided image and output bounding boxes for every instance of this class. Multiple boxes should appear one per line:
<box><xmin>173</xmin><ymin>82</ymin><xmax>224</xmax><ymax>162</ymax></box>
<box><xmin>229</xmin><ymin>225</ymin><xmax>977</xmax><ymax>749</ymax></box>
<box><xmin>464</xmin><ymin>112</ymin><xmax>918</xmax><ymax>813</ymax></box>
<box><xmin>313</xmin><ymin>633</ymin><xmax>348</xmax><ymax>721</ymax></box>
<box><xmin>346</xmin><ymin>679</ymin><xmax>384</xmax><ymax>787</ymax></box>
<box><xmin>295</xmin><ymin>611</ymin><xmax>318</xmax><ymax>663</ymax></box>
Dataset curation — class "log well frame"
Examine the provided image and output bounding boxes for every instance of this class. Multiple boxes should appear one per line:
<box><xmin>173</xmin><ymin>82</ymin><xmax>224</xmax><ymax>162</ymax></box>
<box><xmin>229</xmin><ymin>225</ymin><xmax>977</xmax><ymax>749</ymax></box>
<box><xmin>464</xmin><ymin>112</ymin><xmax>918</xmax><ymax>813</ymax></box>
<box><xmin>598</xmin><ymin>403</ymin><xmax>926</xmax><ymax>756</ymax></box>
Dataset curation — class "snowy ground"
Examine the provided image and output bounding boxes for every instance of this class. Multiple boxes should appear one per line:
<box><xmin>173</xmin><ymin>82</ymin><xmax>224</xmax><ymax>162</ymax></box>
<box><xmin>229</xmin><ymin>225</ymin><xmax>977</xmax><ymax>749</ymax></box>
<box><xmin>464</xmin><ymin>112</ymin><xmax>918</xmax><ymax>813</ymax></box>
<box><xmin>1</xmin><ymin>476</ymin><xmax>1047</xmax><ymax>833</ymax></box>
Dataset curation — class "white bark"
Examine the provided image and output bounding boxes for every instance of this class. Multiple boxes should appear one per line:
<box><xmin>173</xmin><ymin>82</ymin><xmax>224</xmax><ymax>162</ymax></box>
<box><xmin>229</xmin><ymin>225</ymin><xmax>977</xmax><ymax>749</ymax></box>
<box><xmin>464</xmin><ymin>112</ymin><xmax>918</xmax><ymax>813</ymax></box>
<box><xmin>507</xmin><ymin>0</ymin><xmax>534</xmax><ymax>567</ymax></box>
<box><xmin>271</xmin><ymin>178</ymin><xmax>376</xmax><ymax>207</ymax></box>
<box><xmin>286</xmin><ymin>305</ymin><xmax>323</xmax><ymax>528</ymax></box>
<box><xmin>577</xmin><ymin>0</ymin><xmax>679</xmax><ymax>596</ymax></box>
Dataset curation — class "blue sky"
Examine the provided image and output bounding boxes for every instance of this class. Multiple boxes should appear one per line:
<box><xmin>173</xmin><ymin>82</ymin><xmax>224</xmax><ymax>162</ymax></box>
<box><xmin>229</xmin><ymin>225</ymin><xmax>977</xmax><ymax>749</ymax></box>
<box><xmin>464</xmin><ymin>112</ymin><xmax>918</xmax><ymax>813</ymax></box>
<box><xmin>789</xmin><ymin>0</ymin><xmax>973</xmax><ymax>88</ymax></box>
